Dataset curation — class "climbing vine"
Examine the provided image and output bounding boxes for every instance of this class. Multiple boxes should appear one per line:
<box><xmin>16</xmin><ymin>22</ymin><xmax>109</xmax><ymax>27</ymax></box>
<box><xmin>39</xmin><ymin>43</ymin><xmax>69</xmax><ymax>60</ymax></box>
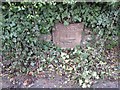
<box><xmin>1</xmin><ymin>1</ymin><xmax>119</xmax><ymax>87</ymax></box>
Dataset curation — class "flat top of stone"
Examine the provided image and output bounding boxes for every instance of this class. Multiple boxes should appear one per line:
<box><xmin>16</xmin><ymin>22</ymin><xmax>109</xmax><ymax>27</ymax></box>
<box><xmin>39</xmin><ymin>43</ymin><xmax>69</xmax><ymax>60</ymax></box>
<box><xmin>54</xmin><ymin>23</ymin><xmax>84</xmax><ymax>31</ymax></box>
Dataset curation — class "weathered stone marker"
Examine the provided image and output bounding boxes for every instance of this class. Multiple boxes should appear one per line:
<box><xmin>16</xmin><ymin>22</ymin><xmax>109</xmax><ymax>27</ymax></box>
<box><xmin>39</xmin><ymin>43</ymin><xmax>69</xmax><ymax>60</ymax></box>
<box><xmin>52</xmin><ymin>23</ymin><xmax>84</xmax><ymax>49</ymax></box>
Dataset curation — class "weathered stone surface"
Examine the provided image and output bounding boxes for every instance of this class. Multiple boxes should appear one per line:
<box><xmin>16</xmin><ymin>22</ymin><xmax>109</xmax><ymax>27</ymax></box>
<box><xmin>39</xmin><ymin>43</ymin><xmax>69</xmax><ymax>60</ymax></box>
<box><xmin>52</xmin><ymin>23</ymin><xmax>84</xmax><ymax>49</ymax></box>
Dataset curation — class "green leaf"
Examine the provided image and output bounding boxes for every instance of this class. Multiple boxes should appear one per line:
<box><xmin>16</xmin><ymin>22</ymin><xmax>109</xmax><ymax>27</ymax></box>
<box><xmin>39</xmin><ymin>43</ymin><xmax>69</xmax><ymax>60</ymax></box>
<box><xmin>37</xmin><ymin>67</ymin><xmax>43</xmax><ymax>72</ymax></box>
<box><xmin>12</xmin><ymin>38</ymin><xmax>16</xmax><ymax>42</ymax></box>
<box><xmin>30</xmin><ymin>62</ymin><xmax>35</xmax><ymax>67</ymax></box>
<box><xmin>10</xmin><ymin>21</ymin><xmax>15</xmax><ymax>27</ymax></box>
<box><xmin>79</xmin><ymin>79</ymin><xmax>83</xmax><ymax>86</ymax></box>
<box><xmin>82</xmin><ymin>83</ymin><xmax>87</xmax><ymax>88</ymax></box>
<box><xmin>63</xmin><ymin>21</ymin><xmax>69</xmax><ymax>26</ymax></box>
<box><xmin>92</xmin><ymin>71</ymin><xmax>97</xmax><ymax>77</ymax></box>
<box><xmin>67</xmin><ymin>67</ymin><xmax>73</xmax><ymax>71</ymax></box>
<box><xmin>81</xmin><ymin>53</ymin><xmax>89</xmax><ymax>59</ymax></box>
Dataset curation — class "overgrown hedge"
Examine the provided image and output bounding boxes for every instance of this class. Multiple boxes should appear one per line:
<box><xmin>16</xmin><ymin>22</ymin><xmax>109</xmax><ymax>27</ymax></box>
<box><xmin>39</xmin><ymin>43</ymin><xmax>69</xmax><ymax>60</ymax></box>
<box><xmin>2</xmin><ymin>2</ymin><xmax>119</xmax><ymax>60</ymax></box>
<box><xmin>1</xmin><ymin>2</ymin><xmax>119</xmax><ymax>87</ymax></box>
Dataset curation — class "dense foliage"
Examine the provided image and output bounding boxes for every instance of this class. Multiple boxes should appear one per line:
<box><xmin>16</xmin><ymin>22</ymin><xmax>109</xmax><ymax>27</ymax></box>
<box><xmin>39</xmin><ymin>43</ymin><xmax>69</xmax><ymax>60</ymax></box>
<box><xmin>2</xmin><ymin>2</ymin><xmax>119</xmax><ymax>87</ymax></box>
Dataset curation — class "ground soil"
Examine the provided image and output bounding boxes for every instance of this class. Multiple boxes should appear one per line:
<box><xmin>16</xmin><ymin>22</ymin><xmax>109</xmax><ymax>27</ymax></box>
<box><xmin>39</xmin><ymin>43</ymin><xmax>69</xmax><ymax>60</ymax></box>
<box><xmin>1</xmin><ymin>71</ymin><xmax>119</xmax><ymax>88</ymax></box>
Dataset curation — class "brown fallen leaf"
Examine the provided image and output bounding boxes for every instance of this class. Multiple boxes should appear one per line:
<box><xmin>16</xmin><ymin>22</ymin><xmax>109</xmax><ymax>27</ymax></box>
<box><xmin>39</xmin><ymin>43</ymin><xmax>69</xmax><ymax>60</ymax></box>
<box><xmin>28</xmin><ymin>71</ymin><xmax>34</xmax><ymax>76</ymax></box>
<box><xmin>23</xmin><ymin>79</ymin><xmax>32</xmax><ymax>86</ymax></box>
<box><xmin>10</xmin><ymin>77</ymin><xmax>15</xmax><ymax>82</ymax></box>
<box><xmin>37</xmin><ymin>71</ymin><xmax>46</xmax><ymax>78</ymax></box>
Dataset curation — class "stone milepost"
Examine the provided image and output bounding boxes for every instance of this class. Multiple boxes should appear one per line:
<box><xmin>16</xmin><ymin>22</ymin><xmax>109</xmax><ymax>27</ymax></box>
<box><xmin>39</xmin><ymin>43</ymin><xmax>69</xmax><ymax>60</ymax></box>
<box><xmin>52</xmin><ymin>23</ymin><xmax>84</xmax><ymax>49</ymax></box>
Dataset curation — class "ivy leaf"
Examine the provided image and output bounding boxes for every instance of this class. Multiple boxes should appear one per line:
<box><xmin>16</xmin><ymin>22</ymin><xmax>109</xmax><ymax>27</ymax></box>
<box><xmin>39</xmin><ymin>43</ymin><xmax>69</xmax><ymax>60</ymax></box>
<box><xmin>61</xmin><ymin>52</ymin><xmax>67</xmax><ymax>57</ymax></box>
<box><xmin>77</xmin><ymin>17</ymin><xmax>82</xmax><ymax>22</ymax></box>
<box><xmin>79</xmin><ymin>79</ymin><xmax>83</xmax><ymax>86</ymax></box>
<box><xmin>82</xmin><ymin>83</ymin><xmax>87</xmax><ymax>88</ymax></box>
<box><xmin>66</xmin><ymin>55</ymin><xmax>69</xmax><ymax>58</ymax></box>
<box><xmin>30</xmin><ymin>62</ymin><xmax>35</xmax><ymax>67</ymax></box>
<box><xmin>22</xmin><ymin>67</ymin><xmax>27</xmax><ymax>73</ymax></box>
<box><xmin>64</xmin><ymin>21</ymin><xmax>69</xmax><ymax>26</ymax></box>
<box><xmin>81</xmin><ymin>53</ymin><xmax>89</xmax><ymax>59</ymax></box>
<box><xmin>92</xmin><ymin>71</ymin><xmax>97</xmax><ymax>77</ymax></box>
<box><xmin>12</xmin><ymin>38</ymin><xmax>16</xmax><ymax>42</ymax></box>
<box><xmin>67</xmin><ymin>67</ymin><xmax>73</xmax><ymax>71</ymax></box>
<box><xmin>85</xmin><ymin>79</ymin><xmax>89</xmax><ymax>83</ymax></box>
<box><xmin>10</xmin><ymin>21</ymin><xmax>15</xmax><ymax>27</ymax></box>
<box><xmin>37</xmin><ymin>67</ymin><xmax>43</xmax><ymax>72</ymax></box>
<box><xmin>95</xmin><ymin>75</ymin><xmax>99</xmax><ymax>79</ymax></box>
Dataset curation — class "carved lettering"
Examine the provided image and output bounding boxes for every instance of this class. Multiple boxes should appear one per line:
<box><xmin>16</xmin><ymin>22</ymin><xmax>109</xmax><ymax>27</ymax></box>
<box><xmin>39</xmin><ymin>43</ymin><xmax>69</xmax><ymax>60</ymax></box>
<box><xmin>52</xmin><ymin>23</ymin><xmax>84</xmax><ymax>48</ymax></box>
